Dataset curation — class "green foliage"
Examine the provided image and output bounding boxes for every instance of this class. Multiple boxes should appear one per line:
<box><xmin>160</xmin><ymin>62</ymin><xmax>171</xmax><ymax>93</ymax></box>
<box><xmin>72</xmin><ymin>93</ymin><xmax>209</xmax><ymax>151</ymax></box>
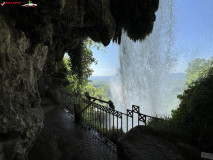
<box><xmin>55</xmin><ymin>57</ymin><xmax>78</xmax><ymax>93</ymax></box>
<box><xmin>85</xmin><ymin>38</ymin><xmax>107</xmax><ymax>53</ymax></box>
<box><xmin>173</xmin><ymin>67</ymin><xmax>213</xmax><ymax>147</ymax></box>
<box><xmin>185</xmin><ymin>57</ymin><xmax>213</xmax><ymax>85</ymax></box>
<box><xmin>80</xmin><ymin>41</ymin><xmax>99</xmax><ymax>84</ymax></box>
<box><xmin>149</xmin><ymin>67</ymin><xmax>213</xmax><ymax>150</ymax></box>
<box><xmin>88</xmin><ymin>79</ymin><xmax>112</xmax><ymax>100</ymax></box>
<box><xmin>58</xmin><ymin>39</ymin><xmax>99</xmax><ymax>94</ymax></box>
<box><xmin>147</xmin><ymin>116</ymin><xmax>182</xmax><ymax>137</ymax></box>
<box><xmin>56</xmin><ymin>38</ymin><xmax>111</xmax><ymax>100</ymax></box>
<box><xmin>68</xmin><ymin>42</ymin><xmax>97</xmax><ymax>85</ymax></box>
<box><xmin>84</xmin><ymin>84</ymin><xmax>109</xmax><ymax>101</ymax></box>
<box><xmin>54</xmin><ymin>58</ymin><xmax>70</xmax><ymax>87</ymax></box>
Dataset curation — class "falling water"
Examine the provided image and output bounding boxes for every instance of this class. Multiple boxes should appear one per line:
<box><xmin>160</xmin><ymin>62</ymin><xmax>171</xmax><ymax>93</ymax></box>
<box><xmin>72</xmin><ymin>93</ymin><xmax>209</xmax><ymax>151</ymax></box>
<box><xmin>111</xmin><ymin>0</ymin><xmax>178</xmax><ymax>116</ymax></box>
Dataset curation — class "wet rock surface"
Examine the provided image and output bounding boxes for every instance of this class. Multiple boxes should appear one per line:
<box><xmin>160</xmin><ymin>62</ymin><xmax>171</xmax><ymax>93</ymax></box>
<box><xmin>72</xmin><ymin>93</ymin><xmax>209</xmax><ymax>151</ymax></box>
<box><xmin>0</xmin><ymin>16</ymin><xmax>47</xmax><ymax>160</ymax></box>
<box><xmin>118</xmin><ymin>126</ymin><xmax>200</xmax><ymax>160</ymax></box>
<box><xmin>27</xmin><ymin>98</ymin><xmax>117</xmax><ymax>160</ymax></box>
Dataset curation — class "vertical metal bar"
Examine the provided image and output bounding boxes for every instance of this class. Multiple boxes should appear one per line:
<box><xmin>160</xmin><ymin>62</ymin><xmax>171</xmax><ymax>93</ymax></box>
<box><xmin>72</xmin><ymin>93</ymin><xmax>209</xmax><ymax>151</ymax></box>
<box><xmin>105</xmin><ymin>110</ymin><xmax>106</xmax><ymax>134</ymax></box>
<box><xmin>117</xmin><ymin>115</ymin><xmax>118</xmax><ymax>134</ymax></box>
<box><xmin>89</xmin><ymin>102</ymin><xmax>90</xmax><ymax>124</ymax></box>
<box><xmin>82</xmin><ymin>102</ymin><xmax>83</xmax><ymax>122</ymax></box>
<box><xmin>88</xmin><ymin>103</ymin><xmax>89</xmax><ymax>124</ymax></box>
<box><xmin>106</xmin><ymin>109</ymin><xmax>107</xmax><ymax>135</ymax></box>
<box><xmin>89</xmin><ymin>103</ymin><xmax>91</xmax><ymax>125</ymax></box>
<box><xmin>138</xmin><ymin>112</ymin><xmax>140</xmax><ymax>126</ymax></box>
<box><xmin>82</xmin><ymin>103</ymin><xmax>84</xmax><ymax>122</ymax></box>
<box><xmin>80</xmin><ymin>104</ymin><xmax>83</xmax><ymax>122</ymax></box>
<box><xmin>96</xmin><ymin>106</ymin><xmax>98</xmax><ymax>131</ymax></box>
<box><xmin>102</xmin><ymin>109</ymin><xmax>104</xmax><ymax>135</ymax></box>
<box><xmin>138</xmin><ymin>106</ymin><xmax>140</xmax><ymax>126</ymax></box>
<box><xmin>87</xmin><ymin>106</ymin><xmax>89</xmax><ymax>124</ymax></box>
<box><xmin>113</xmin><ymin>111</ymin><xmax>114</xmax><ymax>131</ymax></box>
<box><xmin>84</xmin><ymin>102</ymin><xmax>86</xmax><ymax>123</ymax></box>
<box><xmin>91</xmin><ymin>103</ymin><xmax>93</xmax><ymax>129</ymax></box>
<box><xmin>84</xmin><ymin>103</ymin><xmax>87</xmax><ymax>123</ymax></box>
<box><xmin>91</xmin><ymin>103</ymin><xmax>92</xmax><ymax>126</ymax></box>
<box><xmin>109</xmin><ymin>111</ymin><xmax>111</xmax><ymax>131</ymax></box>
<box><xmin>95</xmin><ymin>106</ymin><xmax>97</xmax><ymax>130</ymax></box>
<box><xmin>84</xmin><ymin>102</ymin><xmax>85</xmax><ymax>123</ymax></box>
<box><xmin>84</xmin><ymin>103</ymin><xmax>85</xmax><ymax>123</ymax></box>
<box><xmin>85</xmin><ymin>102</ymin><xmax>87</xmax><ymax>123</ymax></box>
<box><xmin>132</xmin><ymin>111</ymin><xmax>134</xmax><ymax>129</ymax></box>
<box><xmin>89</xmin><ymin>104</ymin><xmax>92</xmax><ymax>126</ymax></box>
<box><xmin>99</xmin><ymin>107</ymin><xmax>101</xmax><ymax>134</ymax></box>
<box><xmin>84</xmin><ymin>102</ymin><xmax>86</xmax><ymax>122</ymax></box>
<box><xmin>90</xmin><ymin>104</ymin><xmax>92</xmax><ymax>126</ymax></box>
<box><xmin>92</xmin><ymin>105</ymin><xmax>94</xmax><ymax>127</ymax></box>
<box><xmin>121</xmin><ymin>114</ymin><xmax>123</xmax><ymax>135</ymax></box>
<box><xmin>127</xmin><ymin>114</ymin><xmax>128</xmax><ymax>132</ymax></box>
<box><xmin>86</xmin><ymin>105</ymin><xmax>89</xmax><ymax>124</ymax></box>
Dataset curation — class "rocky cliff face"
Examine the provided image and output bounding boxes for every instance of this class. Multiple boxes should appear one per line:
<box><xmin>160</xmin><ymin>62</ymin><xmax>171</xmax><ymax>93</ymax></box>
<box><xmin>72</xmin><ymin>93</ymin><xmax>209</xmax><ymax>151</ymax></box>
<box><xmin>0</xmin><ymin>0</ymin><xmax>159</xmax><ymax>159</ymax></box>
<box><xmin>0</xmin><ymin>16</ymin><xmax>48</xmax><ymax>160</ymax></box>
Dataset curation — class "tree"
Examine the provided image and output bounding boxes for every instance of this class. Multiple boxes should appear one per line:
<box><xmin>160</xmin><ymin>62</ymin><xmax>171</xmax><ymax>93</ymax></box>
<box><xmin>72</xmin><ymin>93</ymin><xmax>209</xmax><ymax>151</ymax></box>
<box><xmin>84</xmin><ymin>84</ymin><xmax>110</xmax><ymax>101</ymax></box>
<box><xmin>173</xmin><ymin>67</ymin><xmax>213</xmax><ymax>150</ymax></box>
<box><xmin>55</xmin><ymin>38</ymin><xmax>108</xmax><ymax>97</ymax></box>
<box><xmin>185</xmin><ymin>58</ymin><xmax>213</xmax><ymax>85</ymax></box>
<box><xmin>148</xmin><ymin>58</ymin><xmax>213</xmax><ymax>151</ymax></box>
<box><xmin>85</xmin><ymin>38</ymin><xmax>107</xmax><ymax>53</ymax></box>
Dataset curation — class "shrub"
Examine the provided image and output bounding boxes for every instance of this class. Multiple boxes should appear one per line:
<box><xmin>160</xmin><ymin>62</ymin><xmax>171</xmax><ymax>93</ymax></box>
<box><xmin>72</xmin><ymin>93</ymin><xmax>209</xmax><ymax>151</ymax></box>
<box><xmin>173</xmin><ymin>67</ymin><xmax>213</xmax><ymax>149</ymax></box>
<box><xmin>148</xmin><ymin>67</ymin><xmax>213</xmax><ymax>151</ymax></box>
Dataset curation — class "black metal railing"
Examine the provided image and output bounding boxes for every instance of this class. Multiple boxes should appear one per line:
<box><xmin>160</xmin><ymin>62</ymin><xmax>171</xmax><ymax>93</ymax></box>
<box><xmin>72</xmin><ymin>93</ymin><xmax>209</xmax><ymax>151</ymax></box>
<box><xmin>77</xmin><ymin>97</ymin><xmax>162</xmax><ymax>149</ymax></box>
<box><xmin>41</xmin><ymin>77</ymin><xmax>161</xmax><ymax>143</ymax></box>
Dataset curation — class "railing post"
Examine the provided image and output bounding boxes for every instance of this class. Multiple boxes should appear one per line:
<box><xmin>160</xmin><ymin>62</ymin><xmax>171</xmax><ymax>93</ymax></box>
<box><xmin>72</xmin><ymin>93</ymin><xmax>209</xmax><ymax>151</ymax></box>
<box><xmin>74</xmin><ymin>104</ymin><xmax>82</xmax><ymax>122</ymax></box>
<box><xmin>79</xmin><ymin>97</ymin><xmax>162</xmax><ymax>152</ymax></box>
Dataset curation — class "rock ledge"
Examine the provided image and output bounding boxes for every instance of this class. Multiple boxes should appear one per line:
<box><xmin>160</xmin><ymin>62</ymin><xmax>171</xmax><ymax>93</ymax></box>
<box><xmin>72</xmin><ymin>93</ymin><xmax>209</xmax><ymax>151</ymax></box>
<box><xmin>118</xmin><ymin>126</ymin><xmax>200</xmax><ymax>160</ymax></box>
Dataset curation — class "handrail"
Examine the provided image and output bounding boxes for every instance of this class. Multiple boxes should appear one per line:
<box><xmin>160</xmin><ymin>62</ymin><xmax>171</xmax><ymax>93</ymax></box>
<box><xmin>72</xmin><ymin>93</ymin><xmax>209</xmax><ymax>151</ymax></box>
<box><xmin>84</xmin><ymin>93</ymin><xmax>115</xmax><ymax>109</ymax></box>
<box><xmin>41</xmin><ymin>78</ymin><xmax>162</xmax><ymax>149</ymax></box>
<box><xmin>78</xmin><ymin>98</ymin><xmax>163</xmax><ymax>149</ymax></box>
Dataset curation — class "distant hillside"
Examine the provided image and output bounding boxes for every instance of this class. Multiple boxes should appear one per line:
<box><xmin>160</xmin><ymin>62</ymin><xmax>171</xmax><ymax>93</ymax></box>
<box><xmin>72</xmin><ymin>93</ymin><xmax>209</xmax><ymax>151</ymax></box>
<box><xmin>170</xmin><ymin>73</ymin><xmax>186</xmax><ymax>79</ymax></box>
<box><xmin>88</xmin><ymin>73</ymin><xmax>187</xmax><ymax>111</ymax></box>
<box><xmin>89</xmin><ymin>76</ymin><xmax>115</xmax><ymax>87</ymax></box>
<box><xmin>90</xmin><ymin>73</ymin><xmax>186</xmax><ymax>82</ymax></box>
<box><xmin>89</xmin><ymin>76</ymin><xmax>115</xmax><ymax>81</ymax></box>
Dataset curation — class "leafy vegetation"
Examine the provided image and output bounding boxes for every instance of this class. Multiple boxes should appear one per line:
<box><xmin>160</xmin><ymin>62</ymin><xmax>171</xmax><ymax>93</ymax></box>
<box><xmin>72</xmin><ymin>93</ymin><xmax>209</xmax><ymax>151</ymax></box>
<box><xmin>55</xmin><ymin>36</ymin><xmax>213</xmax><ymax>152</ymax></box>
<box><xmin>84</xmin><ymin>84</ymin><xmax>110</xmax><ymax>101</ymax></box>
<box><xmin>86</xmin><ymin>38</ymin><xmax>107</xmax><ymax>53</ymax></box>
<box><xmin>54</xmin><ymin>39</ymin><xmax>110</xmax><ymax>101</ymax></box>
<box><xmin>149</xmin><ymin>58</ymin><xmax>213</xmax><ymax>151</ymax></box>
<box><xmin>173</xmin><ymin>68</ymin><xmax>213</xmax><ymax>149</ymax></box>
<box><xmin>185</xmin><ymin>58</ymin><xmax>213</xmax><ymax>85</ymax></box>
<box><xmin>67</xmin><ymin>40</ymin><xmax>97</xmax><ymax>87</ymax></box>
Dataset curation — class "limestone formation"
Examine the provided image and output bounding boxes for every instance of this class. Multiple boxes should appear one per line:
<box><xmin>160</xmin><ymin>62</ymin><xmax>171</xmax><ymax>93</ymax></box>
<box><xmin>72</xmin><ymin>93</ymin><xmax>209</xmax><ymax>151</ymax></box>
<box><xmin>0</xmin><ymin>16</ymin><xmax>48</xmax><ymax>160</ymax></box>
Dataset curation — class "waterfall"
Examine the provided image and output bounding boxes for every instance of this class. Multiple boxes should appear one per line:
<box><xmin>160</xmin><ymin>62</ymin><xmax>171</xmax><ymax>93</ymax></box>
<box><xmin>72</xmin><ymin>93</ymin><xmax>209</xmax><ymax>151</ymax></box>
<box><xmin>110</xmin><ymin>0</ymin><xmax>177</xmax><ymax>116</ymax></box>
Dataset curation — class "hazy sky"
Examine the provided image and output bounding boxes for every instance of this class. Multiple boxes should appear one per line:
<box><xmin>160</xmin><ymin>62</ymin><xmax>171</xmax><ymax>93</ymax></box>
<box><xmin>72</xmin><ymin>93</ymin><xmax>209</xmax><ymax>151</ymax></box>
<box><xmin>91</xmin><ymin>0</ymin><xmax>213</xmax><ymax>76</ymax></box>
